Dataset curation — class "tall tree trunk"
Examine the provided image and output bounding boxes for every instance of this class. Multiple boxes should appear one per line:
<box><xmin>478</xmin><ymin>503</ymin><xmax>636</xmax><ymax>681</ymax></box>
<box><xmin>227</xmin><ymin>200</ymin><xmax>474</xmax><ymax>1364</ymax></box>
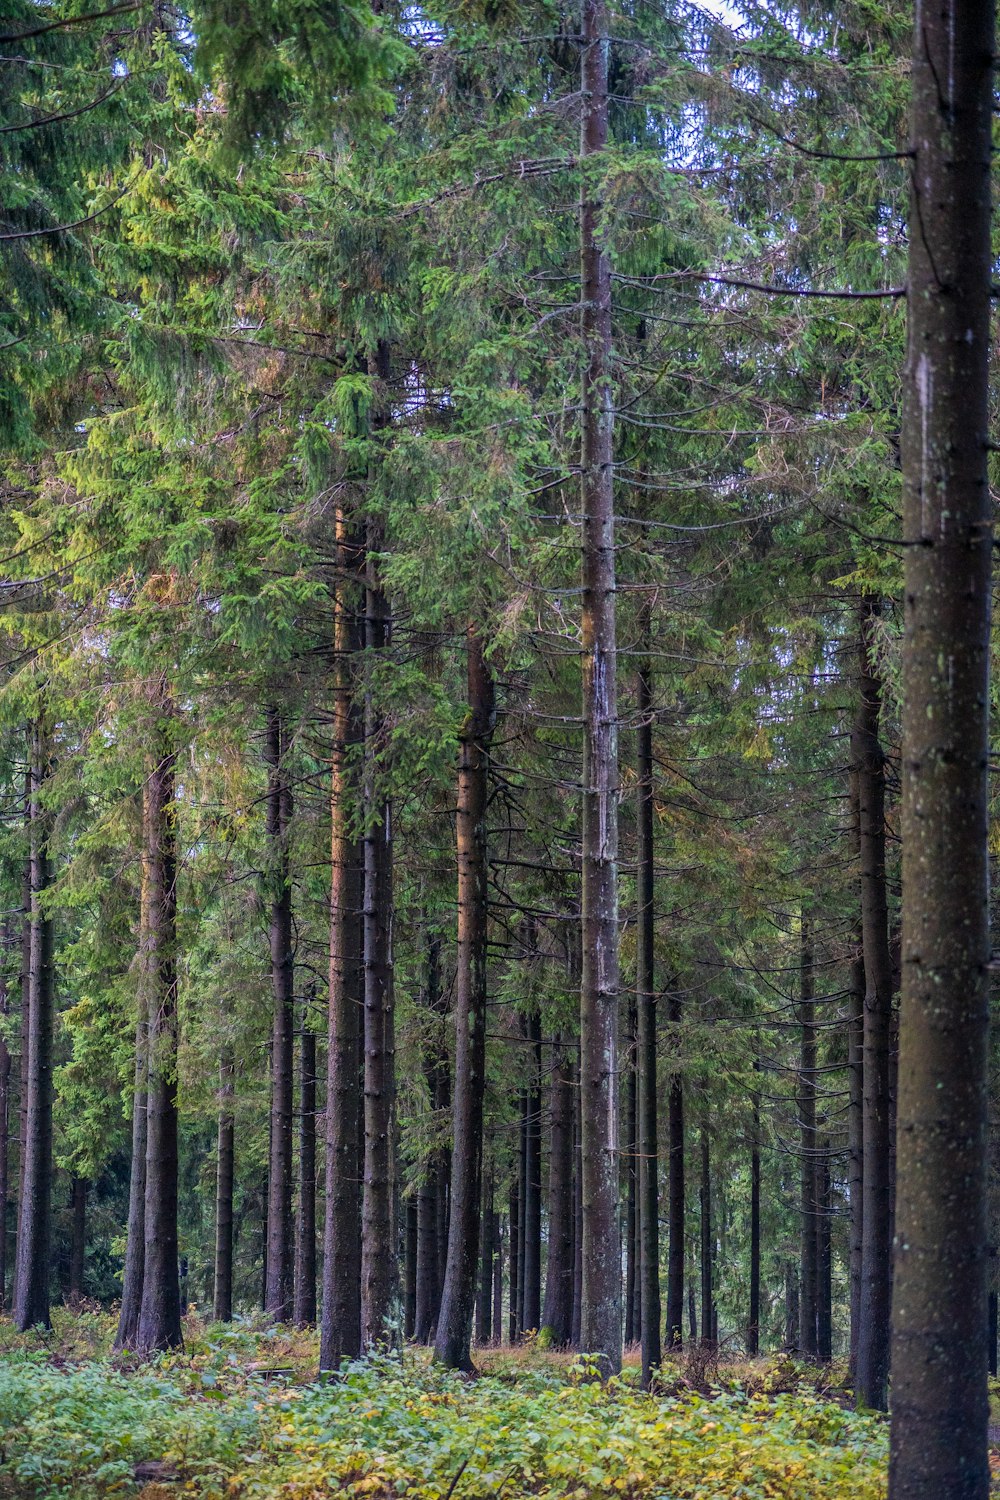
<box><xmin>475</xmin><ymin>1174</ymin><xmax>494</xmax><ymax>1345</ymax></box>
<box><xmin>699</xmin><ymin>1123</ymin><xmax>712</xmax><ymax>1345</ymax></box>
<box><xmin>13</xmin><ymin>720</ymin><xmax>54</xmax><ymax>1332</ymax></box>
<box><xmin>434</xmin><ymin>626</ymin><xmax>493</xmax><ymax>1371</ymax></box>
<box><xmin>320</xmin><ymin>509</ymin><xmax>364</xmax><ymax>1370</ymax></box>
<box><xmin>0</xmin><ymin>918</ymin><xmax>11</xmax><ymax>1310</ymax></box>
<box><xmin>624</xmin><ymin>1000</ymin><xmax>637</xmax><ymax>1349</ymax></box>
<box><xmin>890</xmin><ymin>1</ymin><xmax>993</xmax><ymax>1491</ymax></box>
<box><xmin>17</xmin><ymin>804</ymin><xmax>29</xmax><ymax>1220</ymax></box>
<box><xmin>403</xmin><ymin>1194</ymin><xmax>418</xmax><ymax>1339</ymax></box>
<box><xmin>798</xmin><ymin>915</ymin><xmax>818</xmax><ymax>1358</ymax></box>
<box><xmin>665</xmin><ymin>989</ymin><xmax>684</xmax><ymax>1348</ymax></box>
<box><xmin>516</xmin><ymin>1079</ymin><xmax>527</xmax><ymax>1335</ymax></box>
<box><xmin>508</xmin><ymin>1181</ymin><xmax>520</xmax><ymax>1344</ymax></box>
<box><xmin>815</xmin><ymin>1140</ymin><xmax>832</xmax><ymax>1361</ymax></box>
<box><xmin>848</xmin><ymin>939</ymin><xmax>865</xmax><ymax>1382</ymax></box>
<box><xmin>635</xmin><ymin>642</ymin><xmax>661</xmax><ymax>1383</ymax></box>
<box><xmin>68</xmin><ymin>1178</ymin><xmax>86</xmax><ymax>1301</ymax></box>
<box><xmin>360</xmin><ymin>494</ymin><xmax>396</xmax><ymax>1349</ymax></box>
<box><xmin>541</xmin><ymin>1037</ymin><xmax>575</xmax><ymax>1346</ymax></box>
<box><xmin>414</xmin><ymin>935</ymin><xmax>444</xmax><ymax>1344</ymax></box>
<box><xmin>492</xmin><ymin>1215</ymin><xmax>503</xmax><ymax>1343</ymax></box>
<box><xmin>522</xmin><ymin>1005</ymin><xmax>542</xmax><ymax>1334</ymax></box>
<box><xmin>264</xmin><ymin>706</ymin><xmax>294</xmax><ymax>1321</ymax></box>
<box><xmin>294</xmin><ymin>999</ymin><xmax>317</xmax><ymax>1326</ymax></box>
<box><xmin>853</xmin><ymin>596</ymin><xmax>894</xmax><ymax>1409</ymax></box>
<box><xmin>571</xmin><ymin>1061</ymin><xmax>583</xmax><ymax>1348</ymax></box>
<box><xmin>784</xmin><ymin>1261</ymin><xmax>799</xmax><ymax>1350</ymax></box>
<box><xmin>214</xmin><ymin>1052</ymin><xmax>235</xmax><ymax>1323</ymax></box>
<box><xmin>578</xmin><ymin>0</ymin><xmax>621</xmax><ymax>1376</ymax></box>
<box><xmin>116</xmin><ymin>962</ymin><xmax>148</xmax><ymax>1347</ymax></box>
<box><xmin>136</xmin><ymin>711</ymin><xmax>182</xmax><ymax>1352</ymax></box>
<box><xmin>748</xmin><ymin>1074</ymin><xmax>761</xmax><ymax>1357</ymax></box>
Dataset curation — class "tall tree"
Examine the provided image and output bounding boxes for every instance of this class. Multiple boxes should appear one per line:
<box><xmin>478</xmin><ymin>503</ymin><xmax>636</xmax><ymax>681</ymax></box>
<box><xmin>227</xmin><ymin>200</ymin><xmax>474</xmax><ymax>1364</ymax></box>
<box><xmin>263</xmin><ymin>705</ymin><xmax>295</xmax><ymax>1322</ymax></box>
<box><xmin>889</xmin><ymin>0</ymin><xmax>994</xmax><ymax>1492</ymax></box>
<box><xmin>635</xmin><ymin>634</ymin><xmax>661</xmax><ymax>1384</ymax></box>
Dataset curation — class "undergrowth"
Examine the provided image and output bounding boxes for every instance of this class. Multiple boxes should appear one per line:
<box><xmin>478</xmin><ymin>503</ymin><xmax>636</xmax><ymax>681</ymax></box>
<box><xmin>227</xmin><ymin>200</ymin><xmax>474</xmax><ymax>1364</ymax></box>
<box><xmin>0</xmin><ymin>1311</ymin><xmax>888</xmax><ymax>1499</ymax></box>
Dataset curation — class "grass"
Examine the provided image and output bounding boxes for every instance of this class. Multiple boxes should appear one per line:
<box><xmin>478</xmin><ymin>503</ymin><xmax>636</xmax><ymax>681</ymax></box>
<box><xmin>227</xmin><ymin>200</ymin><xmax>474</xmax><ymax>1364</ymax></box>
<box><xmin>0</xmin><ymin>1309</ymin><xmax>888</xmax><ymax>1499</ymax></box>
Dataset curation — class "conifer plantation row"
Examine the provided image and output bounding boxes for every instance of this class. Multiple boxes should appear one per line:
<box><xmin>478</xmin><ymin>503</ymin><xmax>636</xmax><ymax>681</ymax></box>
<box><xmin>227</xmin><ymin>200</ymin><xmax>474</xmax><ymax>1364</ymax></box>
<box><xmin>1</xmin><ymin>0</ymin><xmax>996</xmax><ymax>1495</ymax></box>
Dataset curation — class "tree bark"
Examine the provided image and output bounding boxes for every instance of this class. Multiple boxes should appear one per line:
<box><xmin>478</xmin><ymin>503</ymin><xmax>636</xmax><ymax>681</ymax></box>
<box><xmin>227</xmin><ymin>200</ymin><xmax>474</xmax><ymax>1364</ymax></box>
<box><xmin>665</xmin><ymin>989</ymin><xmax>684</xmax><ymax>1348</ymax></box>
<box><xmin>848</xmin><ymin>939</ymin><xmax>865</xmax><ymax>1382</ymax></box>
<box><xmin>475</xmin><ymin>1174</ymin><xmax>494</xmax><ymax>1345</ymax></box>
<box><xmin>853</xmin><ymin>595</ymin><xmax>894</xmax><ymax>1409</ymax></box>
<box><xmin>798</xmin><ymin>915</ymin><xmax>818</xmax><ymax>1358</ymax></box>
<box><xmin>508</xmin><ymin>1181</ymin><xmax>520</xmax><ymax>1344</ymax></box>
<box><xmin>699</xmin><ymin>1123</ymin><xmax>712</xmax><ymax>1346</ymax></box>
<box><xmin>414</xmin><ymin>935</ymin><xmax>445</xmax><ymax>1344</ymax></box>
<box><xmin>578</xmin><ymin>0</ymin><xmax>621</xmax><ymax>1376</ymax></box>
<box><xmin>214</xmin><ymin>1052</ymin><xmax>234</xmax><ymax>1322</ymax></box>
<box><xmin>13</xmin><ymin>719</ymin><xmax>54</xmax><ymax>1332</ymax></box>
<box><xmin>624</xmin><ymin>999</ymin><xmax>637</xmax><ymax>1349</ymax></box>
<box><xmin>320</xmin><ymin>508</ymin><xmax>364</xmax><ymax>1370</ymax></box>
<box><xmin>522</xmin><ymin>1005</ymin><xmax>542</xmax><ymax>1334</ymax></box>
<box><xmin>541</xmin><ymin>1037</ymin><xmax>575</xmax><ymax>1346</ymax></box>
<box><xmin>116</xmin><ymin>959</ymin><xmax>148</xmax><ymax>1348</ymax></box>
<box><xmin>403</xmin><ymin>1193</ymin><xmax>418</xmax><ymax>1340</ymax></box>
<box><xmin>635</xmin><ymin>643</ymin><xmax>661</xmax><ymax>1382</ymax></box>
<box><xmin>748</xmin><ymin>1075</ymin><xmax>761</xmax><ymax>1357</ymax></box>
<box><xmin>434</xmin><ymin>625</ymin><xmax>493</xmax><ymax>1370</ymax></box>
<box><xmin>890</xmin><ymin>1</ymin><xmax>993</xmax><ymax>1492</ymax></box>
<box><xmin>264</xmin><ymin>705</ymin><xmax>294</xmax><ymax>1322</ymax></box>
<box><xmin>294</xmin><ymin>999</ymin><xmax>317</xmax><ymax>1325</ymax></box>
<box><xmin>136</xmin><ymin>710</ymin><xmax>182</xmax><ymax>1352</ymax></box>
<box><xmin>0</xmin><ymin>918</ymin><xmax>12</xmax><ymax>1310</ymax></box>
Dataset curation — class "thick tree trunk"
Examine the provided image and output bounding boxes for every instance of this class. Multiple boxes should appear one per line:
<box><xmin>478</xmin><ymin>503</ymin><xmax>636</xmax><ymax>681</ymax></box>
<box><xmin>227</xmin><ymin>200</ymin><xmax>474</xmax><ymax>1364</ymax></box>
<box><xmin>434</xmin><ymin>626</ymin><xmax>493</xmax><ymax>1370</ymax></box>
<box><xmin>264</xmin><ymin>706</ymin><xmax>294</xmax><ymax>1322</ymax></box>
<box><xmin>541</xmin><ymin>1037</ymin><xmax>575</xmax><ymax>1346</ymax></box>
<box><xmin>748</xmin><ymin>1077</ymin><xmax>761</xmax><ymax>1357</ymax></box>
<box><xmin>522</xmin><ymin>1005</ymin><xmax>542</xmax><ymax>1334</ymax></box>
<box><xmin>665</xmin><ymin>989</ymin><xmax>684</xmax><ymax>1348</ymax></box>
<box><xmin>320</xmin><ymin>511</ymin><xmax>364</xmax><ymax>1370</ymax></box>
<box><xmin>136</xmin><ymin>716</ymin><xmax>182</xmax><ymax>1353</ymax></box>
<box><xmin>13</xmin><ymin>720</ymin><xmax>54</xmax><ymax>1332</ymax></box>
<box><xmin>853</xmin><ymin>596</ymin><xmax>894</xmax><ymax>1409</ymax></box>
<box><xmin>294</xmin><ymin>1002</ymin><xmax>317</xmax><ymax>1325</ymax></box>
<box><xmin>68</xmin><ymin>1178</ymin><xmax>86</xmax><ymax>1301</ymax></box>
<box><xmin>798</xmin><ymin>916</ymin><xmax>818</xmax><ymax>1358</ymax></box>
<box><xmin>214</xmin><ymin>1053</ymin><xmax>235</xmax><ymax>1322</ymax></box>
<box><xmin>635</xmin><ymin>645</ymin><xmax>661</xmax><ymax>1382</ymax></box>
<box><xmin>578</xmin><ymin>0</ymin><xmax>621</xmax><ymax>1375</ymax></box>
<box><xmin>890</xmin><ymin>1</ymin><xmax>993</xmax><ymax>1492</ymax></box>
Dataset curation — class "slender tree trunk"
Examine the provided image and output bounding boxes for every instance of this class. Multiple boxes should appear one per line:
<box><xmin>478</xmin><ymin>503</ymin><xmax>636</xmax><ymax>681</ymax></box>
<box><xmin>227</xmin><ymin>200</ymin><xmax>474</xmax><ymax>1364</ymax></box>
<box><xmin>116</xmin><ymin>971</ymin><xmax>148</xmax><ymax>1347</ymax></box>
<box><xmin>890</xmin><ymin>2</ymin><xmax>993</xmax><ymax>1491</ymax></box>
<box><xmin>571</xmin><ymin>1063</ymin><xmax>583</xmax><ymax>1348</ymax></box>
<box><xmin>403</xmin><ymin>1195</ymin><xmax>418</xmax><ymax>1339</ymax></box>
<box><xmin>815</xmin><ymin>1141</ymin><xmax>832</xmax><ymax>1361</ymax></box>
<box><xmin>541</xmin><ymin>1037</ymin><xmax>575</xmax><ymax>1346</ymax></box>
<box><xmin>434</xmin><ymin>626</ymin><xmax>493</xmax><ymax>1370</ymax></box>
<box><xmin>989</xmin><ymin>1292</ymin><xmax>998</xmax><ymax>1380</ymax></box>
<box><xmin>699</xmin><ymin>1124</ymin><xmax>712</xmax><ymax>1346</ymax></box>
<box><xmin>748</xmin><ymin>1075</ymin><xmax>761</xmax><ymax>1357</ymax></box>
<box><xmin>320</xmin><ymin>510</ymin><xmax>364</xmax><ymax>1370</ymax></box>
<box><xmin>0</xmin><ymin>919</ymin><xmax>11</xmax><ymax>1310</ymax></box>
<box><xmin>624</xmin><ymin>1000</ymin><xmax>637</xmax><ymax>1349</ymax></box>
<box><xmin>852</xmin><ymin>596</ymin><xmax>894</xmax><ymax>1409</ymax></box>
<box><xmin>508</xmin><ymin>1181</ymin><xmax>520</xmax><ymax>1344</ymax></box>
<box><xmin>475</xmin><ymin>1175</ymin><xmax>494</xmax><ymax>1345</ymax></box>
<box><xmin>17</xmin><ymin>806</ymin><xmax>29</xmax><ymax>1221</ymax></box>
<box><xmin>13</xmin><ymin>720</ymin><xmax>54</xmax><ymax>1332</ymax></box>
<box><xmin>214</xmin><ymin>1052</ymin><xmax>235</xmax><ymax>1322</ymax></box>
<box><xmin>784</xmin><ymin>1261</ymin><xmax>799</xmax><ymax>1349</ymax></box>
<box><xmin>848</xmin><ymin>939</ymin><xmax>865</xmax><ymax>1382</ymax></box>
<box><xmin>136</xmin><ymin>710</ymin><xmax>182</xmax><ymax>1353</ymax></box>
<box><xmin>516</xmin><ymin>1080</ymin><xmax>527</xmax><ymax>1335</ymax></box>
<box><xmin>68</xmin><ymin>1178</ymin><xmax>86</xmax><ymax>1301</ymax></box>
<box><xmin>522</xmin><ymin>1005</ymin><xmax>542</xmax><ymax>1334</ymax></box>
<box><xmin>798</xmin><ymin>916</ymin><xmax>818</xmax><ymax>1358</ymax></box>
<box><xmin>415</xmin><ymin>934</ymin><xmax>444</xmax><ymax>1344</ymax></box>
<box><xmin>665</xmin><ymin>989</ymin><xmax>684</xmax><ymax>1348</ymax></box>
<box><xmin>492</xmin><ymin>1216</ymin><xmax>503</xmax><ymax>1342</ymax></box>
<box><xmin>294</xmin><ymin>1001</ymin><xmax>317</xmax><ymax>1325</ymax></box>
<box><xmin>264</xmin><ymin>706</ymin><xmax>294</xmax><ymax>1321</ymax></box>
<box><xmin>635</xmin><ymin>643</ymin><xmax>661</xmax><ymax>1382</ymax></box>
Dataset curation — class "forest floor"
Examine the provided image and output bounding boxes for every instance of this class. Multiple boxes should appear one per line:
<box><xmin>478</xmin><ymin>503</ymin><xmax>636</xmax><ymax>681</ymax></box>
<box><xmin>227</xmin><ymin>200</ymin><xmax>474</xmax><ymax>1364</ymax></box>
<box><xmin>0</xmin><ymin>1308</ymin><xmax>895</xmax><ymax>1499</ymax></box>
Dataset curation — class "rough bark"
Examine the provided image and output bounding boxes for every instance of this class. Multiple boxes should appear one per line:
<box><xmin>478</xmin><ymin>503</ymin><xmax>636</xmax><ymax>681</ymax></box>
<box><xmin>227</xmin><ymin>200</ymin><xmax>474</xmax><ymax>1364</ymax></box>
<box><xmin>294</xmin><ymin>1001</ymin><xmax>317</xmax><ymax>1326</ymax></box>
<box><xmin>578</xmin><ymin>0</ymin><xmax>621</xmax><ymax>1375</ymax></box>
<box><xmin>13</xmin><ymin>719</ymin><xmax>54</xmax><ymax>1332</ymax></box>
<box><xmin>540</xmin><ymin>1037</ymin><xmax>575</xmax><ymax>1347</ymax></box>
<box><xmin>635</xmin><ymin>644</ymin><xmax>661</xmax><ymax>1382</ymax></box>
<box><xmin>214</xmin><ymin>1052</ymin><xmax>235</xmax><ymax>1323</ymax></box>
<box><xmin>264</xmin><ymin>706</ymin><xmax>294</xmax><ymax>1322</ymax></box>
<box><xmin>798</xmin><ymin>916</ymin><xmax>818</xmax><ymax>1358</ymax></box>
<box><xmin>136</xmin><ymin>716</ymin><xmax>182</xmax><ymax>1353</ymax></box>
<box><xmin>889</xmin><ymin>0</ymin><xmax>993</xmax><ymax>1491</ymax></box>
<box><xmin>853</xmin><ymin>596</ymin><xmax>894</xmax><ymax>1409</ymax></box>
<box><xmin>522</xmin><ymin>1005</ymin><xmax>542</xmax><ymax>1334</ymax></box>
<box><xmin>320</xmin><ymin>509</ymin><xmax>364</xmax><ymax>1370</ymax></box>
<box><xmin>434</xmin><ymin>626</ymin><xmax>493</xmax><ymax>1370</ymax></box>
<box><xmin>665</xmin><ymin>989</ymin><xmax>684</xmax><ymax>1348</ymax></box>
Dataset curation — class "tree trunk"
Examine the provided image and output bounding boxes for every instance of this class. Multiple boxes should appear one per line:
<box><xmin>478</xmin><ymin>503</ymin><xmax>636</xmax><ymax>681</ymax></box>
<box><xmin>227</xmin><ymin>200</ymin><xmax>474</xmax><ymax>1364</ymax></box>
<box><xmin>853</xmin><ymin>595</ymin><xmax>894</xmax><ymax>1409</ymax></box>
<box><xmin>798</xmin><ymin>915</ymin><xmax>818</xmax><ymax>1358</ymax></box>
<box><xmin>214</xmin><ymin>1052</ymin><xmax>235</xmax><ymax>1322</ymax></box>
<box><xmin>508</xmin><ymin>1181</ymin><xmax>520</xmax><ymax>1344</ymax></box>
<box><xmin>578</xmin><ymin>0</ymin><xmax>621</xmax><ymax>1377</ymax></box>
<box><xmin>635</xmin><ymin>643</ymin><xmax>661</xmax><ymax>1382</ymax></box>
<box><xmin>522</xmin><ymin>1005</ymin><xmax>542</xmax><ymax>1334</ymax></box>
<box><xmin>475</xmin><ymin>1175</ymin><xmax>494</xmax><ymax>1345</ymax></box>
<box><xmin>68</xmin><ymin>1178</ymin><xmax>86</xmax><ymax>1301</ymax></box>
<box><xmin>699</xmin><ymin>1124</ymin><xmax>712</xmax><ymax>1346</ymax></box>
<box><xmin>516</xmin><ymin>1079</ymin><xmax>527</xmax><ymax>1336</ymax></box>
<box><xmin>0</xmin><ymin>918</ymin><xmax>11</xmax><ymax>1310</ymax></box>
<box><xmin>665</xmin><ymin>989</ymin><xmax>684</xmax><ymax>1348</ymax></box>
<box><xmin>294</xmin><ymin>1000</ymin><xmax>317</xmax><ymax>1325</ymax></box>
<box><xmin>13</xmin><ymin>720</ymin><xmax>54</xmax><ymax>1332</ymax></box>
<box><xmin>492</xmin><ymin>1215</ymin><xmax>503</xmax><ymax>1343</ymax></box>
<box><xmin>815</xmin><ymin>1140</ymin><xmax>832</xmax><ymax>1361</ymax></box>
<box><xmin>748</xmin><ymin>1075</ymin><xmax>761</xmax><ymax>1357</ymax></box>
<box><xmin>414</xmin><ymin>934</ymin><xmax>445</xmax><ymax>1344</ymax></box>
<box><xmin>320</xmin><ymin>508</ymin><xmax>364</xmax><ymax>1370</ymax></box>
<box><xmin>116</xmin><ymin>979</ymin><xmax>148</xmax><ymax>1348</ymax></box>
<box><xmin>848</xmin><ymin>939</ymin><xmax>865</xmax><ymax>1382</ymax></box>
<box><xmin>264</xmin><ymin>706</ymin><xmax>294</xmax><ymax>1322</ymax></box>
<box><xmin>434</xmin><ymin>626</ymin><xmax>493</xmax><ymax>1371</ymax></box>
<box><xmin>890</xmin><ymin>2</ymin><xmax>993</xmax><ymax>1491</ymax></box>
<box><xmin>136</xmin><ymin>712</ymin><xmax>182</xmax><ymax>1353</ymax></box>
<box><xmin>541</xmin><ymin>1037</ymin><xmax>575</xmax><ymax>1346</ymax></box>
<box><xmin>403</xmin><ymin>1194</ymin><xmax>418</xmax><ymax>1340</ymax></box>
<box><xmin>624</xmin><ymin>1000</ymin><xmax>637</xmax><ymax>1349</ymax></box>
<box><xmin>784</xmin><ymin>1261</ymin><xmax>799</xmax><ymax>1350</ymax></box>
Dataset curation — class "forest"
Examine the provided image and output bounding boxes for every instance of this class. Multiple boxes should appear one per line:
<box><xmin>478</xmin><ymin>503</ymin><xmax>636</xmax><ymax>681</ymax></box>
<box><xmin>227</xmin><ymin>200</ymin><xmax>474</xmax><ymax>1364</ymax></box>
<box><xmin>0</xmin><ymin>0</ymin><xmax>994</xmax><ymax>1495</ymax></box>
